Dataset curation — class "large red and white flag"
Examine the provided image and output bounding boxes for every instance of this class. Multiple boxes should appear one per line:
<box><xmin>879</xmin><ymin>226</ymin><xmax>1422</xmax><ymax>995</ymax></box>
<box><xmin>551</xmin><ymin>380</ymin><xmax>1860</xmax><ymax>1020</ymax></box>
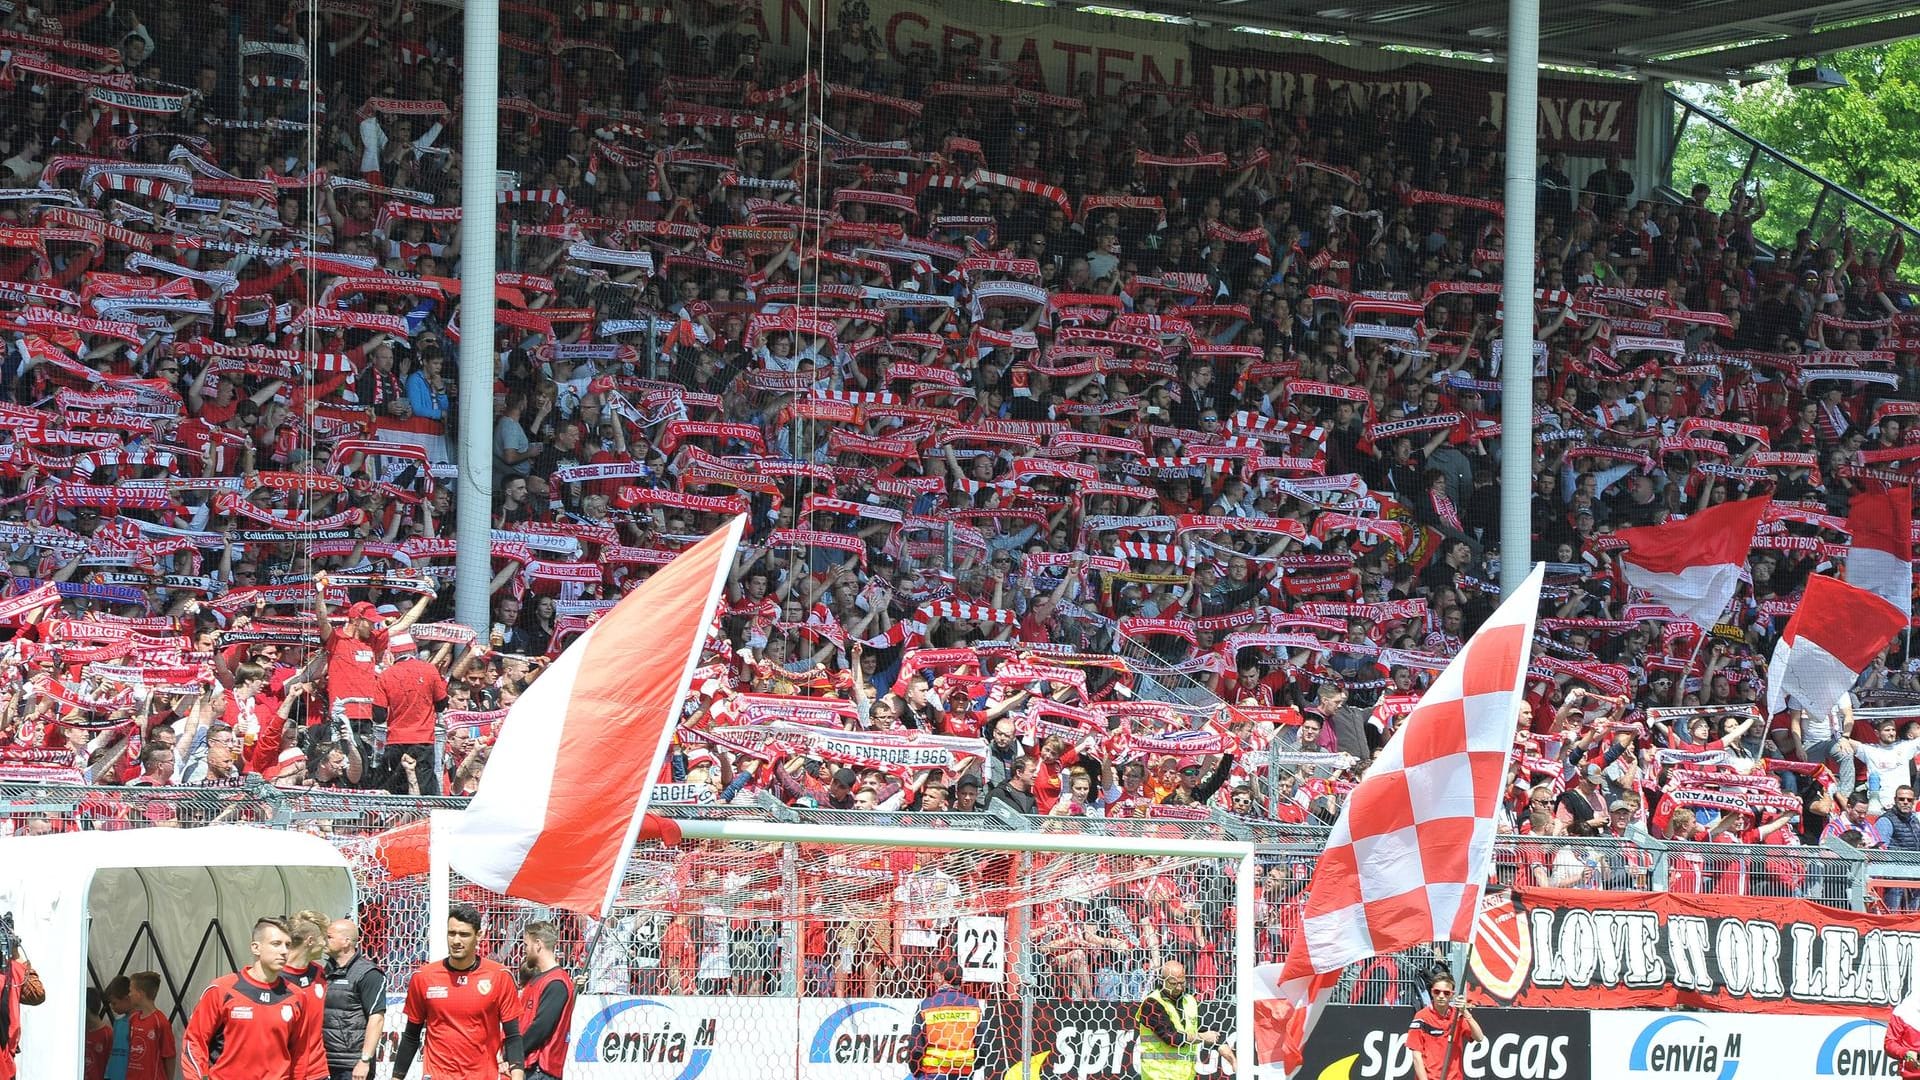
<box><xmin>1846</xmin><ymin>487</ymin><xmax>1912</xmax><ymax>621</ymax></box>
<box><xmin>446</xmin><ymin>516</ymin><xmax>745</xmax><ymax>913</ymax></box>
<box><xmin>1765</xmin><ymin>573</ymin><xmax>1905</xmax><ymax>720</ymax></box>
<box><xmin>1615</xmin><ymin>496</ymin><xmax>1770</xmax><ymax>629</ymax></box>
<box><xmin>1253</xmin><ymin>564</ymin><xmax>1545</xmax><ymax>1076</ymax></box>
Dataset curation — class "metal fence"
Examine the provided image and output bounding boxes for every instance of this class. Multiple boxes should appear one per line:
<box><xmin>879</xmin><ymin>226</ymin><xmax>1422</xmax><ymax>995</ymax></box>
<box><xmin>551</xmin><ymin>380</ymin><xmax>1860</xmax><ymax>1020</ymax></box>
<box><xmin>6</xmin><ymin>781</ymin><xmax>1911</xmax><ymax>909</ymax></box>
<box><xmin>11</xmin><ymin>779</ymin><xmax>1920</xmax><ymax>1016</ymax></box>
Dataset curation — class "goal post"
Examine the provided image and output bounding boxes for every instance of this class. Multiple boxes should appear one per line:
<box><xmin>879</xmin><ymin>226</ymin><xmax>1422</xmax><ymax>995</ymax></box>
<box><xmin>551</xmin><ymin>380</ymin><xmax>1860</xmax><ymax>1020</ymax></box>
<box><xmin>427</xmin><ymin>814</ymin><xmax>1259</xmax><ymax>1079</ymax></box>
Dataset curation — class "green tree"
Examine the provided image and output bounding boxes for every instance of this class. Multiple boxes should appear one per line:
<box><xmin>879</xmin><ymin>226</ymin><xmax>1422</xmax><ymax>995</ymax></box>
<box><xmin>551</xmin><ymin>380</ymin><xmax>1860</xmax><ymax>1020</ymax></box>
<box><xmin>1669</xmin><ymin>40</ymin><xmax>1920</xmax><ymax>253</ymax></box>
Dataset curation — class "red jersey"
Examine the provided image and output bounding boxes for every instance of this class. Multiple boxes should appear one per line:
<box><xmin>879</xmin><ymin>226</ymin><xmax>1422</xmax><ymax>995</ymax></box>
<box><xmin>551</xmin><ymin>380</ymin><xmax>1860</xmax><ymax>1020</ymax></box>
<box><xmin>379</xmin><ymin>657</ymin><xmax>448</xmax><ymax>744</ymax></box>
<box><xmin>182</xmin><ymin>968</ymin><xmax>321</xmax><ymax>1080</ymax></box>
<box><xmin>323</xmin><ymin>629</ymin><xmax>389</xmax><ymax>715</ymax></box>
<box><xmin>402</xmin><ymin>958</ymin><xmax>523</xmax><ymax>1080</ymax></box>
<box><xmin>125</xmin><ymin>1007</ymin><xmax>177</xmax><ymax>1080</ymax></box>
<box><xmin>1406</xmin><ymin>1005</ymin><xmax>1471</xmax><ymax>1080</ymax></box>
<box><xmin>84</xmin><ymin>1024</ymin><xmax>112</xmax><ymax>1080</ymax></box>
<box><xmin>281</xmin><ymin>963</ymin><xmax>329</xmax><ymax>1080</ymax></box>
<box><xmin>519</xmin><ymin>966</ymin><xmax>577</xmax><ymax>1077</ymax></box>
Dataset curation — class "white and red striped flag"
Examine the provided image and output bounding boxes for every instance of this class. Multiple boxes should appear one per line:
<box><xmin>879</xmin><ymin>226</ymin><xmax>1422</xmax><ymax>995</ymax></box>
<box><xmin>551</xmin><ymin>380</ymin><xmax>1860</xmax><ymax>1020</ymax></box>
<box><xmin>1615</xmin><ymin>496</ymin><xmax>1770</xmax><ymax>630</ymax></box>
<box><xmin>446</xmin><ymin>515</ymin><xmax>745</xmax><ymax>913</ymax></box>
<box><xmin>1765</xmin><ymin>573</ymin><xmax>1906</xmax><ymax>721</ymax></box>
<box><xmin>1846</xmin><ymin>487</ymin><xmax>1912</xmax><ymax>621</ymax></box>
<box><xmin>1252</xmin><ymin>564</ymin><xmax>1544</xmax><ymax>1075</ymax></box>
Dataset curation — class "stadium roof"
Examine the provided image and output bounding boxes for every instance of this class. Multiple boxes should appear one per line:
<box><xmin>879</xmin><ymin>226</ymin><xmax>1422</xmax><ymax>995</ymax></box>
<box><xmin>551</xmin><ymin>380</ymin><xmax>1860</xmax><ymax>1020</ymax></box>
<box><xmin>1115</xmin><ymin>0</ymin><xmax>1920</xmax><ymax>81</ymax></box>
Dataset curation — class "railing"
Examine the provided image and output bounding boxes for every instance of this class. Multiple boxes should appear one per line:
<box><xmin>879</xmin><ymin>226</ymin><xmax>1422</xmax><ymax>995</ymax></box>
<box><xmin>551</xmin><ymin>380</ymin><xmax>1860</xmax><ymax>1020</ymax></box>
<box><xmin>1662</xmin><ymin>89</ymin><xmax>1920</xmax><ymax>259</ymax></box>
<box><xmin>7</xmin><ymin>781</ymin><xmax>1915</xmax><ymax>911</ymax></box>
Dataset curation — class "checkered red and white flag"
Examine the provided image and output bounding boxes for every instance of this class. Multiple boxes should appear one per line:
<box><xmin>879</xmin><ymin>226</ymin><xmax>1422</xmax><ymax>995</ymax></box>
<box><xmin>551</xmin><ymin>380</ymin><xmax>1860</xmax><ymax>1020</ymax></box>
<box><xmin>1253</xmin><ymin>564</ymin><xmax>1545</xmax><ymax>1075</ymax></box>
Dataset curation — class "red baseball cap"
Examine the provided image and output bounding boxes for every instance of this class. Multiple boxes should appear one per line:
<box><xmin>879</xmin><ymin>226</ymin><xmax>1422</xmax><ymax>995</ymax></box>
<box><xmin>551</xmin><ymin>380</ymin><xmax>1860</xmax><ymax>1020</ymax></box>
<box><xmin>345</xmin><ymin>602</ymin><xmax>381</xmax><ymax>621</ymax></box>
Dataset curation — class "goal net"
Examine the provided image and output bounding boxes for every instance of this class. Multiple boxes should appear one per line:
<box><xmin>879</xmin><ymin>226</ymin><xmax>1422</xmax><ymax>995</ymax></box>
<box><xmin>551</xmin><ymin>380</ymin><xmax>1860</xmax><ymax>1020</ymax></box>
<box><xmin>426</xmin><ymin>816</ymin><xmax>1256</xmax><ymax>1080</ymax></box>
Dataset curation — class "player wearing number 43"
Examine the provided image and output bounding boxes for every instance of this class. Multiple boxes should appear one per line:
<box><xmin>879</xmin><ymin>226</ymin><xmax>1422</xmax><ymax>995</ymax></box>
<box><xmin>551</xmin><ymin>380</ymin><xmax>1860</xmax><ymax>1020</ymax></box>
<box><xmin>1884</xmin><ymin>982</ymin><xmax>1920</xmax><ymax>1078</ymax></box>
<box><xmin>906</xmin><ymin>962</ymin><xmax>983</xmax><ymax>1079</ymax></box>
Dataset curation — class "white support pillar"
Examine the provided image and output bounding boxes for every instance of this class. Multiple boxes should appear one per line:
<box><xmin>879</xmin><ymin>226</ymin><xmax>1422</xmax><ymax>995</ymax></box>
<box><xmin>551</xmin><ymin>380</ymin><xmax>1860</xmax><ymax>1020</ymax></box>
<box><xmin>455</xmin><ymin>0</ymin><xmax>500</xmax><ymax>635</ymax></box>
<box><xmin>1500</xmin><ymin>0</ymin><xmax>1541</xmax><ymax>596</ymax></box>
<box><xmin>1234</xmin><ymin>850</ymin><xmax>1257</xmax><ymax>1079</ymax></box>
<box><xmin>427</xmin><ymin>808</ymin><xmax>456</xmax><ymax>961</ymax></box>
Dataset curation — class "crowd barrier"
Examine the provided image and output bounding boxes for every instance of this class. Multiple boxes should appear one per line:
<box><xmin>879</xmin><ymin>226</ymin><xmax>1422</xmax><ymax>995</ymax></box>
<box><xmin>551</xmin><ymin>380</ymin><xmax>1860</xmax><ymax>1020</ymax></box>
<box><xmin>5</xmin><ymin>781</ymin><xmax>1915</xmax><ymax>910</ymax></box>
<box><xmin>10</xmin><ymin>782</ymin><xmax>1920</xmax><ymax>1018</ymax></box>
<box><xmin>7</xmin><ymin>781</ymin><xmax>1919</xmax><ymax>1080</ymax></box>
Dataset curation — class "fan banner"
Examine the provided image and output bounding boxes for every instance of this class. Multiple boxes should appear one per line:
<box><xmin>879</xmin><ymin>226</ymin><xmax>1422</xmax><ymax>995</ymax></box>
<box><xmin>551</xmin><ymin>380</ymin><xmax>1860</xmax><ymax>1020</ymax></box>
<box><xmin>738</xmin><ymin>0</ymin><xmax>1636</xmax><ymax>144</ymax></box>
<box><xmin>1468</xmin><ymin>888</ymin><xmax>1910</xmax><ymax>1016</ymax></box>
<box><xmin>1191</xmin><ymin>45</ymin><xmax>1641</xmax><ymax>154</ymax></box>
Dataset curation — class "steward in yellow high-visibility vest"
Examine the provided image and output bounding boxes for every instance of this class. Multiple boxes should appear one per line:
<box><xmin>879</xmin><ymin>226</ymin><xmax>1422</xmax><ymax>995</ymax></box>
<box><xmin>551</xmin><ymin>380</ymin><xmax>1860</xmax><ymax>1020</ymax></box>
<box><xmin>1135</xmin><ymin>961</ymin><xmax>1230</xmax><ymax>1080</ymax></box>
<box><xmin>907</xmin><ymin>963</ymin><xmax>983</xmax><ymax>1079</ymax></box>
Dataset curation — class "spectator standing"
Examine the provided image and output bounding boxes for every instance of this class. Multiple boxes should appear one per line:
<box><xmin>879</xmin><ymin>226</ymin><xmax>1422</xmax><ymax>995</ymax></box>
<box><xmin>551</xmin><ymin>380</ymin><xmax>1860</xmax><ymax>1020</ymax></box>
<box><xmin>988</xmin><ymin>756</ymin><xmax>1040</xmax><ymax>815</ymax></box>
<box><xmin>1878</xmin><ymin>786</ymin><xmax>1920</xmax><ymax>911</ymax></box>
<box><xmin>377</xmin><ymin>639</ymin><xmax>449</xmax><ymax>795</ymax></box>
<box><xmin>1585</xmin><ymin>152</ymin><xmax>1636</xmax><ymax>217</ymax></box>
<box><xmin>494</xmin><ymin>391</ymin><xmax>542</xmax><ymax>479</ymax></box>
<box><xmin>323</xmin><ymin>920</ymin><xmax>387</xmax><ymax>1080</ymax></box>
<box><xmin>314</xmin><ymin>577</ymin><xmax>390</xmax><ymax>737</ymax></box>
<box><xmin>1858</xmin><ymin>721</ymin><xmax>1920</xmax><ymax>813</ymax></box>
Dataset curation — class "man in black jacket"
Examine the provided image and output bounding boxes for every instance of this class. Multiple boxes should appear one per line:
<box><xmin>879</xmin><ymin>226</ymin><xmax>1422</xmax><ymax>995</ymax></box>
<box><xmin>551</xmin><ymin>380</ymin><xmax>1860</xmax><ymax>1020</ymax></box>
<box><xmin>988</xmin><ymin>755</ymin><xmax>1039</xmax><ymax>815</ymax></box>
<box><xmin>322</xmin><ymin>919</ymin><xmax>386</xmax><ymax>1080</ymax></box>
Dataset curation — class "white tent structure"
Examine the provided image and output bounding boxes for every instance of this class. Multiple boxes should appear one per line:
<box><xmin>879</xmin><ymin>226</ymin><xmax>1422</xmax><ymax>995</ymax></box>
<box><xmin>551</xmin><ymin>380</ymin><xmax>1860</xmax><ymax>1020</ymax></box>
<box><xmin>0</xmin><ymin>825</ymin><xmax>354</xmax><ymax>1080</ymax></box>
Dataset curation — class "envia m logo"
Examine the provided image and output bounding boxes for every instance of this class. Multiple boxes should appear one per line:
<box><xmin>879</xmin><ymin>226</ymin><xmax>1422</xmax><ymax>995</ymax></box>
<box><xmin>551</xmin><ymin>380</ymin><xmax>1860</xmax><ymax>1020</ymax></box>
<box><xmin>808</xmin><ymin>1000</ymin><xmax>916</xmax><ymax>1066</ymax></box>
<box><xmin>1815</xmin><ymin>1018</ymin><xmax>1894</xmax><ymax>1078</ymax></box>
<box><xmin>1627</xmin><ymin>1016</ymin><xmax>1739</xmax><ymax>1080</ymax></box>
<box><xmin>574</xmin><ymin>997</ymin><xmax>715</xmax><ymax>1080</ymax></box>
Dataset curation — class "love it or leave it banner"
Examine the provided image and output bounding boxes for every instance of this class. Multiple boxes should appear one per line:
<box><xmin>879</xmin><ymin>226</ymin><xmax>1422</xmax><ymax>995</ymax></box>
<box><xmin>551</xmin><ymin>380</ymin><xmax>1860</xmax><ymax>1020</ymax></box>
<box><xmin>1470</xmin><ymin>887</ymin><xmax>1916</xmax><ymax>1016</ymax></box>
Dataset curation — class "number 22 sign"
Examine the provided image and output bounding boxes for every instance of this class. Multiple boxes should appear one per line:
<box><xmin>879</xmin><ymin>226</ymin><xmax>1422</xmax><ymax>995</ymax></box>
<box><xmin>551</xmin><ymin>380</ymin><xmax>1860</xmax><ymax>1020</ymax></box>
<box><xmin>957</xmin><ymin>915</ymin><xmax>1006</xmax><ymax>982</ymax></box>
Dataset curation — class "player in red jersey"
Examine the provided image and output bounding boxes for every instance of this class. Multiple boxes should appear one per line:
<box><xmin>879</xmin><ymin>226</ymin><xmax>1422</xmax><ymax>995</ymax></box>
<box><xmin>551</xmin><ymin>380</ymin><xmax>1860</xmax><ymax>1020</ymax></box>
<box><xmin>517</xmin><ymin>922</ymin><xmax>575</xmax><ymax>1080</ymax></box>
<box><xmin>392</xmin><ymin>905</ymin><xmax>526</xmax><ymax>1080</ymax></box>
<box><xmin>122</xmin><ymin>971</ymin><xmax>177</xmax><ymax>1080</ymax></box>
<box><xmin>282</xmin><ymin>912</ymin><xmax>332</xmax><ymax>1080</ymax></box>
<box><xmin>183</xmin><ymin>916</ymin><xmax>325</xmax><ymax>1080</ymax></box>
<box><xmin>82</xmin><ymin>989</ymin><xmax>111</xmax><ymax>1080</ymax></box>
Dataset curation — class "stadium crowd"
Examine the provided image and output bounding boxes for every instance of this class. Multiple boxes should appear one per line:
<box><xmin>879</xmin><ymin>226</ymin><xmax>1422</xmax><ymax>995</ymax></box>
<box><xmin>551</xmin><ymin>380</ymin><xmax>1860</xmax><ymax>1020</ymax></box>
<box><xmin>0</xmin><ymin>0</ymin><xmax>1918</xmax><ymax>895</ymax></box>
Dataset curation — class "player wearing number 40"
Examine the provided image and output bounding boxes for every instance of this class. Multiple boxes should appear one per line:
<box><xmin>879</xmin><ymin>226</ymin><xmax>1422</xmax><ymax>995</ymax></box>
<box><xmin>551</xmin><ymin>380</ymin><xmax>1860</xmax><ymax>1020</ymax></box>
<box><xmin>905</xmin><ymin>963</ymin><xmax>984</xmax><ymax>1079</ymax></box>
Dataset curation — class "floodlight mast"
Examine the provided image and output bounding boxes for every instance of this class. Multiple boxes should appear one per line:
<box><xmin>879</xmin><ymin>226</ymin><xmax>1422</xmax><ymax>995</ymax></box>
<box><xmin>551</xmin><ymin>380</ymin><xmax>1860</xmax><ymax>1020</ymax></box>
<box><xmin>1500</xmin><ymin>0</ymin><xmax>1540</xmax><ymax>596</ymax></box>
<box><xmin>456</xmin><ymin>0</ymin><xmax>501</xmax><ymax>636</ymax></box>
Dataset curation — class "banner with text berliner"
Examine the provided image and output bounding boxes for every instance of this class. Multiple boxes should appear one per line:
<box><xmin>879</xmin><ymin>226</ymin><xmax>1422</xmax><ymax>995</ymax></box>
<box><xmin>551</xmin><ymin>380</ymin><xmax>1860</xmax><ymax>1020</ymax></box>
<box><xmin>1467</xmin><ymin>887</ymin><xmax>1917</xmax><ymax>1016</ymax></box>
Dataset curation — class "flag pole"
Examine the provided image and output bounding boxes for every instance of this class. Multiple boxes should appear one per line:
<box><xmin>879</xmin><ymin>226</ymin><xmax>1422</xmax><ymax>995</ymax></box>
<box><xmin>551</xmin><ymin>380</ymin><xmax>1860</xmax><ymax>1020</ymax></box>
<box><xmin>1436</xmin><ymin>885</ymin><xmax>1497</xmax><ymax>1080</ymax></box>
<box><xmin>1437</xmin><ymin>941</ymin><xmax>1483</xmax><ymax>1080</ymax></box>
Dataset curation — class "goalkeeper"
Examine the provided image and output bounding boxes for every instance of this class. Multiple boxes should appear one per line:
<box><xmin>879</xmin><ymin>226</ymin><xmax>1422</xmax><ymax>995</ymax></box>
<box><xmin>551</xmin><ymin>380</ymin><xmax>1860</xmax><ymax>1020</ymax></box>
<box><xmin>905</xmin><ymin>963</ymin><xmax>982</xmax><ymax>1079</ymax></box>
